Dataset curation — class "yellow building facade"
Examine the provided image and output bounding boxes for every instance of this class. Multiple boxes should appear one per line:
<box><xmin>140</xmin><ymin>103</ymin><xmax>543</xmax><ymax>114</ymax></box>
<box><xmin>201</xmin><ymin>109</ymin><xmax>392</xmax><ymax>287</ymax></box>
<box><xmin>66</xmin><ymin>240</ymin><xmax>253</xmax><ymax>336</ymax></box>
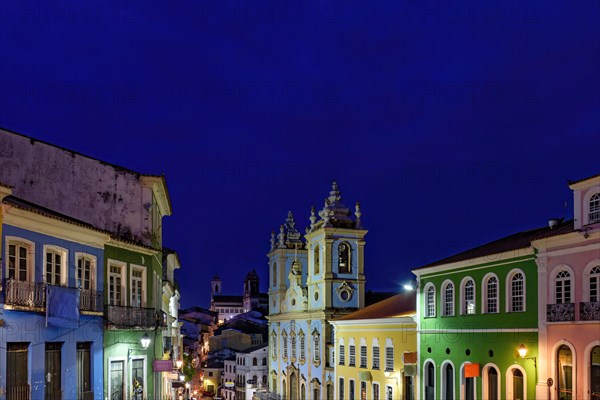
<box><xmin>331</xmin><ymin>292</ymin><xmax>417</xmax><ymax>400</ymax></box>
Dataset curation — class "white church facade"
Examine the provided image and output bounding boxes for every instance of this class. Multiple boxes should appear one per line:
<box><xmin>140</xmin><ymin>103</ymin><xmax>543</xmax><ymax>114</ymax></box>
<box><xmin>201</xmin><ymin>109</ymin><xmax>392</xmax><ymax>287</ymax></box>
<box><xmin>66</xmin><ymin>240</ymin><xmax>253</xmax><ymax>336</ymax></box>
<box><xmin>268</xmin><ymin>182</ymin><xmax>367</xmax><ymax>400</ymax></box>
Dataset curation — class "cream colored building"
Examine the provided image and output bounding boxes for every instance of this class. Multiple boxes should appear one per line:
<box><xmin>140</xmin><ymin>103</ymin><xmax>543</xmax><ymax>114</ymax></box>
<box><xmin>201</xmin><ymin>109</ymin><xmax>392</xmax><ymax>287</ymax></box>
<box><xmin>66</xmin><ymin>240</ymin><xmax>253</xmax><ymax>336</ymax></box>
<box><xmin>330</xmin><ymin>291</ymin><xmax>417</xmax><ymax>400</ymax></box>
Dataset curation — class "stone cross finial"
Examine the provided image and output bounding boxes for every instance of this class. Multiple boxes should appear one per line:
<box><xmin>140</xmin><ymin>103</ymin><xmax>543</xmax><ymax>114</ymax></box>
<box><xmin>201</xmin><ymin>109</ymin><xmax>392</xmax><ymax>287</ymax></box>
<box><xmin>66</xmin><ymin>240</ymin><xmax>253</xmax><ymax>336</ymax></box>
<box><xmin>270</xmin><ymin>231</ymin><xmax>276</xmax><ymax>251</ymax></box>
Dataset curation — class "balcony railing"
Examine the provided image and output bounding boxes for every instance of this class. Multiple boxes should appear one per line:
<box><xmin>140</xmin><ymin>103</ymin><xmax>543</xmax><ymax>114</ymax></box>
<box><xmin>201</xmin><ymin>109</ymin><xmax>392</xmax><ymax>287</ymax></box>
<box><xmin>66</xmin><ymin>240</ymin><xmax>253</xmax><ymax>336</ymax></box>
<box><xmin>4</xmin><ymin>280</ymin><xmax>46</xmax><ymax>309</ymax></box>
<box><xmin>547</xmin><ymin>303</ymin><xmax>575</xmax><ymax>322</ymax></box>
<box><xmin>7</xmin><ymin>384</ymin><xmax>30</xmax><ymax>400</ymax></box>
<box><xmin>80</xmin><ymin>289</ymin><xmax>103</xmax><ymax>313</ymax></box>
<box><xmin>3</xmin><ymin>279</ymin><xmax>105</xmax><ymax>313</ymax></box>
<box><xmin>105</xmin><ymin>305</ymin><xmax>167</xmax><ymax>329</ymax></box>
<box><xmin>580</xmin><ymin>301</ymin><xmax>600</xmax><ymax>321</ymax></box>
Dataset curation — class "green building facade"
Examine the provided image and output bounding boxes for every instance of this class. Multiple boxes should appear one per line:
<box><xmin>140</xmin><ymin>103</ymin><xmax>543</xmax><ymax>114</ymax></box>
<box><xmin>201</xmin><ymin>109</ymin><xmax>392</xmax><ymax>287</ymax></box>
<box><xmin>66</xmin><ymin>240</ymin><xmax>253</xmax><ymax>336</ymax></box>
<box><xmin>412</xmin><ymin>226</ymin><xmax>563</xmax><ymax>400</ymax></box>
<box><xmin>103</xmin><ymin>242</ymin><xmax>167</xmax><ymax>400</ymax></box>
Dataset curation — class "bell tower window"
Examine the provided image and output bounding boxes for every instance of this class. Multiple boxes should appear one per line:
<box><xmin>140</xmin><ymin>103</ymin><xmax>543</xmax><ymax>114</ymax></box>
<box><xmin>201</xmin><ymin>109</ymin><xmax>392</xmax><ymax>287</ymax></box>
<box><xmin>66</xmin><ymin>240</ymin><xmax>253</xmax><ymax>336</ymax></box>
<box><xmin>338</xmin><ymin>243</ymin><xmax>350</xmax><ymax>274</ymax></box>
<box><xmin>314</xmin><ymin>246</ymin><xmax>320</xmax><ymax>275</ymax></box>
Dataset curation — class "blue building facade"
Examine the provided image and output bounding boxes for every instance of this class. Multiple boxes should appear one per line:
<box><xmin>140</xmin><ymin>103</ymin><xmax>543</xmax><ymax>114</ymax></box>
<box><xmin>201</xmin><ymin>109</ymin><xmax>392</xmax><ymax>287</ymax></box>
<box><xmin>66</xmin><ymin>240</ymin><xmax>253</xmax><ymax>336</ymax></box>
<box><xmin>0</xmin><ymin>195</ymin><xmax>108</xmax><ymax>400</ymax></box>
<box><xmin>268</xmin><ymin>182</ymin><xmax>367</xmax><ymax>400</ymax></box>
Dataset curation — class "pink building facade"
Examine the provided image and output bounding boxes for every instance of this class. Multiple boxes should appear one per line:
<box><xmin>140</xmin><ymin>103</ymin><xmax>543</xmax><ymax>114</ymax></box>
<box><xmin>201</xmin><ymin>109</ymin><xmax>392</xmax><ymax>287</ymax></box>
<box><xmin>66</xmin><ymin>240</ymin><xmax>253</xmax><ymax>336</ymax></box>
<box><xmin>535</xmin><ymin>174</ymin><xmax>600</xmax><ymax>400</ymax></box>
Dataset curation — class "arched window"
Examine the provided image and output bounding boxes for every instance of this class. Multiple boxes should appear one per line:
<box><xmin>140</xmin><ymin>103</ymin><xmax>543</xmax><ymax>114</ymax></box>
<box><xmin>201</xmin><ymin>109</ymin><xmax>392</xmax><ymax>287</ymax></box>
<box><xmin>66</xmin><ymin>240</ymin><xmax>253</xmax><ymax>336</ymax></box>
<box><xmin>313</xmin><ymin>246</ymin><xmax>320</xmax><ymax>275</ymax></box>
<box><xmin>511</xmin><ymin>369</ymin><xmax>524</xmax><ymax>400</ymax></box>
<box><xmin>508</xmin><ymin>271</ymin><xmax>525</xmax><ymax>312</ymax></box>
<box><xmin>442</xmin><ymin>363</ymin><xmax>454</xmax><ymax>400</ymax></box>
<box><xmin>589</xmin><ymin>265</ymin><xmax>600</xmax><ymax>303</ymax></box>
<box><xmin>462</xmin><ymin>278</ymin><xmax>475</xmax><ymax>315</ymax></box>
<box><xmin>555</xmin><ymin>270</ymin><xmax>572</xmax><ymax>304</ymax></box>
<box><xmin>424</xmin><ymin>361</ymin><xmax>435</xmax><ymax>400</ymax></box>
<box><xmin>271</xmin><ymin>331</ymin><xmax>277</xmax><ymax>359</ymax></box>
<box><xmin>425</xmin><ymin>284</ymin><xmax>436</xmax><ymax>317</ymax></box>
<box><xmin>338</xmin><ymin>242</ymin><xmax>350</xmax><ymax>273</ymax></box>
<box><xmin>590</xmin><ymin>346</ymin><xmax>600</xmax><ymax>399</ymax></box>
<box><xmin>282</xmin><ymin>331</ymin><xmax>288</xmax><ymax>360</ymax></box>
<box><xmin>484</xmin><ymin>275</ymin><xmax>499</xmax><ymax>313</ymax></box>
<box><xmin>589</xmin><ymin>193</ymin><xmax>600</xmax><ymax>224</ymax></box>
<box><xmin>557</xmin><ymin>345</ymin><xmax>573</xmax><ymax>399</ymax></box>
<box><xmin>253</xmin><ymin>357</ymin><xmax>258</xmax><ymax>366</ymax></box>
<box><xmin>301</xmin><ymin>384</ymin><xmax>306</xmax><ymax>400</ymax></box>
<box><xmin>262</xmin><ymin>357</ymin><xmax>267</xmax><ymax>366</ymax></box>
<box><xmin>485</xmin><ymin>365</ymin><xmax>499</xmax><ymax>400</ymax></box>
<box><xmin>291</xmin><ymin>333</ymin><xmax>297</xmax><ymax>360</ymax></box>
<box><xmin>299</xmin><ymin>331</ymin><xmax>306</xmax><ymax>361</ymax></box>
<box><xmin>313</xmin><ymin>330</ymin><xmax>321</xmax><ymax>363</ymax></box>
<box><xmin>443</xmin><ymin>281</ymin><xmax>455</xmax><ymax>316</ymax></box>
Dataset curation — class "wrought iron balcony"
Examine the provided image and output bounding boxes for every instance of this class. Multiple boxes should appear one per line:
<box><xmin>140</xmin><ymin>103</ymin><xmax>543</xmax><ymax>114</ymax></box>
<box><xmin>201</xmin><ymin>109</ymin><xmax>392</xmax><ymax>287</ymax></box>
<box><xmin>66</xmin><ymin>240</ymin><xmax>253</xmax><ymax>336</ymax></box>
<box><xmin>3</xmin><ymin>279</ymin><xmax>46</xmax><ymax>309</ymax></box>
<box><xmin>79</xmin><ymin>289</ymin><xmax>104</xmax><ymax>313</ymax></box>
<box><xmin>580</xmin><ymin>301</ymin><xmax>600</xmax><ymax>321</ymax></box>
<box><xmin>3</xmin><ymin>279</ymin><xmax>105</xmax><ymax>314</ymax></box>
<box><xmin>547</xmin><ymin>303</ymin><xmax>575</xmax><ymax>322</ymax></box>
<box><xmin>105</xmin><ymin>305</ymin><xmax>167</xmax><ymax>329</ymax></box>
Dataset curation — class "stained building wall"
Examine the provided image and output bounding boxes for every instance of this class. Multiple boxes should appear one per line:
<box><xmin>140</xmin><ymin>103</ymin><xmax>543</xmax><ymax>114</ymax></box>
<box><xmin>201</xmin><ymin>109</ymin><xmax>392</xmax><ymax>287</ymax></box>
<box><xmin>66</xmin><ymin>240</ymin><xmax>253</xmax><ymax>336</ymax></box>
<box><xmin>0</xmin><ymin>128</ymin><xmax>153</xmax><ymax>244</ymax></box>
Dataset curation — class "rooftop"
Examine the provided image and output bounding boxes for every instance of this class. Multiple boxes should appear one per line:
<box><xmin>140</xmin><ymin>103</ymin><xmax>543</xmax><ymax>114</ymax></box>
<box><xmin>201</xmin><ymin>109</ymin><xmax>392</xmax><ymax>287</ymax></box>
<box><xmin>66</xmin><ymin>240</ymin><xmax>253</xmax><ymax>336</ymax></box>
<box><xmin>414</xmin><ymin>219</ymin><xmax>574</xmax><ymax>270</ymax></box>
<box><xmin>334</xmin><ymin>291</ymin><xmax>416</xmax><ymax>321</ymax></box>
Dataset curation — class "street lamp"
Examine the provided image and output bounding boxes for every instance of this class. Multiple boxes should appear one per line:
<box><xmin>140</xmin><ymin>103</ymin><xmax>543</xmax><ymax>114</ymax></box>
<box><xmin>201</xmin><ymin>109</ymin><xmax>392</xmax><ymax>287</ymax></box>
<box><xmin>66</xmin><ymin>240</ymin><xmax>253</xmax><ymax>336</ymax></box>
<box><xmin>176</xmin><ymin>359</ymin><xmax>183</xmax><ymax>370</ymax></box>
<box><xmin>141</xmin><ymin>333</ymin><xmax>151</xmax><ymax>349</ymax></box>
<box><xmin>518</xmin><ymin>344</ymin><xmax>537</xmax><ymax>381</ymax></box>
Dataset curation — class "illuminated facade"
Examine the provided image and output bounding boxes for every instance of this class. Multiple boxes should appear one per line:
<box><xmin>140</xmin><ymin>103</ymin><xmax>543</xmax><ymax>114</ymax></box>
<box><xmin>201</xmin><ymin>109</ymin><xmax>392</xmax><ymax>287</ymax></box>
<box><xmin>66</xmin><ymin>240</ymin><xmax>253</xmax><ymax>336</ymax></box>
<box><xmin>268</xmin><ymin>182</ymin><xmax>366</xmax><ymax>400</ymax></box>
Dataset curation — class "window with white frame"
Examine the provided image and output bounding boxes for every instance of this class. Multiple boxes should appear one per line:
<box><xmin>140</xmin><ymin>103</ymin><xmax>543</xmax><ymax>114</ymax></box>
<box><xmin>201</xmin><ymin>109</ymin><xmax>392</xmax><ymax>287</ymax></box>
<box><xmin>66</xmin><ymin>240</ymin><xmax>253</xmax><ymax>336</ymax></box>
<box><xmin>373</xmin><ymin>383</ymin><xmax>379</xmax><ymax>400</ymax></box>
<box><xmin>372</xmin><ymin>340</ymin><xmax>380</xmax><ymax>370</ymax></box>
<box><xmin>349</xmin><ymin>342</ymin><xmax>356</xmax><ymax>367</ymax></box>
<box><xmin>6</xmin><ymin>240</ymin><xmax>32</xmax><ymax>281</ymax></box>
<box><xmin>385</xmin><ymin>340</ymin><xmax>394</xmax><ymax>372</ymax></box>
<box><xmin>299</xmin><ymin>330</ymin><xmax>306</xmax><ymax>361</ymax></box>
<box><xmin>313</xmin><ymin>331</ymin><xmax>320</xmax><ymax>363</ymax></box>
<box><xmin>509</xmin><ymin>271</ymin><xmax>525</xmax><ymax>312</ymax></box>
<box><xmin>463</xmin><ymin>278</ymin><xmax>475</xmax><ymax>314</ymax></box>
<box><xmin>443</xmin><ymin>281</ymin><xmax>454</xmax><ymax>316</ymax></box>
<box><xmin>130</xmin><ymin>267</ymin><xmax>145</xmax><ymax>307</ymax></box>
<box><xmin>45</xmin><ymin>249</ymin><xmax>62</xmax><ymax>285</ymax></box>
<box><xmin>339</xmin><ymin>344</ymin><xmax>345</xmax><ymax>365</ymax></box>
<box><xmin>484</xmin><ymin>275</ymin><xmax>498</xmax><ymax>313</ymax></box>
<box><xmin>282</xmin><ymin>331</ymin><xmax>288</xmax><ymax>360</ymax></box>
<box><xmin>589</xmin><ymin>193</ymin><xmax>600</xmax><ymax>224</ymax></box>
<box><xmin>76</xmin><ymin>254</ymin><xmax>96</xmax><ymax>290</ymax></box>
<box><xmin>291</xmin><ymin>332</ymin><xmax>297</xmax><ymax>360</ymax></box>
<box><xmin>590</xmin><ymin>265</ymin><xmax>600</xmax><ymax>302</ymax></box>
<box><xmin>108</xmin><ymin>262</ymin><xmax>124</xmax><ymax>306</ymax></box>
<box><xmin>339</xmin><ymin>378</ymin><xmax>344</xmax><ymax>400</ymax></box>
<box><xmin>425</xmin><ymin>284</ymin><xmax>436</xmax><ymax>317</ymax></box>
<box><xmin>555</xmin><ymin>270</ymin><xmax>572</xmax><ymax>304</ymax></box>
<box><xmin>360</xmin><ymin>339</ymin><xmax>367</xmax><ymax>368</ymax></box>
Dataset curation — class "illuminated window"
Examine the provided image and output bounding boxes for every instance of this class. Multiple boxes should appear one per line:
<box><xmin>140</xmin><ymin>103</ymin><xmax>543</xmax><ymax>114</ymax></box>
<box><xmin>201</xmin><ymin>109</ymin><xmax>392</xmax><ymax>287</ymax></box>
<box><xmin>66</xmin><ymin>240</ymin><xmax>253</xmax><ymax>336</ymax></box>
<box><xmin>555</xmin><ymin>270</ymin><xmax>572</xmax><ymax>304</ymax></box>
<box><xmin>462</xmin><ymin>278</ymin><xmax>475</xmax><ymax>314</ymax></box>
<box><xmin>589</xmin><ymin>193</ymin><xmax>600</xmax><ymax>224</ymax></box>
<box><xmin>509</xmin><ymin>271</ymin><xmax>525</xmax><ymax>312</ymax></box>
<box><xmin>425</xmin><ymin>284</ymin><xmax>436</xmax><ymax>317</ymax></box>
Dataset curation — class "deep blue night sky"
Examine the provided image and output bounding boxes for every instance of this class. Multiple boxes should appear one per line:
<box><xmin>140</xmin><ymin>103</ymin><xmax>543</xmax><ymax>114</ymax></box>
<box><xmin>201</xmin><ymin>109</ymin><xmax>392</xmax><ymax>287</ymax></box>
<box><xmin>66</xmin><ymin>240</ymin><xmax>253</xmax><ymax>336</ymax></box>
<box><xmin>1</xmin><ymin>1</ymin><xmax>598</xmax><ymax>309</ymax></box>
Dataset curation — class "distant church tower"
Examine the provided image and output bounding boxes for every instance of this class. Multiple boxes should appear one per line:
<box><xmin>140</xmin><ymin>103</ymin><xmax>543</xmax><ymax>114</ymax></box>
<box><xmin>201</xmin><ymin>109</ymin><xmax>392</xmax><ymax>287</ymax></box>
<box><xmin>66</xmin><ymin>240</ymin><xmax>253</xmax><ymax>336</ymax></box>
<box><xmin>243</xmin><ymin>269</ymin><xmax>260</xmax><ymax>312</ymax></box>
<box><xmin>210</xmin><ymin>274</ymin><xmax>222</xmax><ymax>309</ymax></box>
<box><xmin>268</xmin><ymin>182</ymin><xmax>367</xmax><ymax>400</ymax></box>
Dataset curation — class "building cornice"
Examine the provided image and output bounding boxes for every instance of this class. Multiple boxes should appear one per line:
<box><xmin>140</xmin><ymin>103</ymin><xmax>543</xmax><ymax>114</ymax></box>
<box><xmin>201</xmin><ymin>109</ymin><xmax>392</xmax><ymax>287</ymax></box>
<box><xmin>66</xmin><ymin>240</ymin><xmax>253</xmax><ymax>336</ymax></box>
<box><xmin>3</xmin><ymin>206</ymin><xmax>109</xmax><ymax>248</ymax></box>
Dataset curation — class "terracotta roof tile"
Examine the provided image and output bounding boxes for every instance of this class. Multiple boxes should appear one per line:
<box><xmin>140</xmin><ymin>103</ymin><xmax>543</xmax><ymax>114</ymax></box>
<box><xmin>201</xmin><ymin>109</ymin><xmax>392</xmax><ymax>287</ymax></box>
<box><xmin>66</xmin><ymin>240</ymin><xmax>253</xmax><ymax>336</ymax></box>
<box><xmin>334</xmin><ymin>291</ymin><xmax>416</xmax><ymax>321</ymax></box>
<box><xmin>414</xmin><ymin>220</ymin><xmax>574</xmax><ymax>270</ymax></box>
